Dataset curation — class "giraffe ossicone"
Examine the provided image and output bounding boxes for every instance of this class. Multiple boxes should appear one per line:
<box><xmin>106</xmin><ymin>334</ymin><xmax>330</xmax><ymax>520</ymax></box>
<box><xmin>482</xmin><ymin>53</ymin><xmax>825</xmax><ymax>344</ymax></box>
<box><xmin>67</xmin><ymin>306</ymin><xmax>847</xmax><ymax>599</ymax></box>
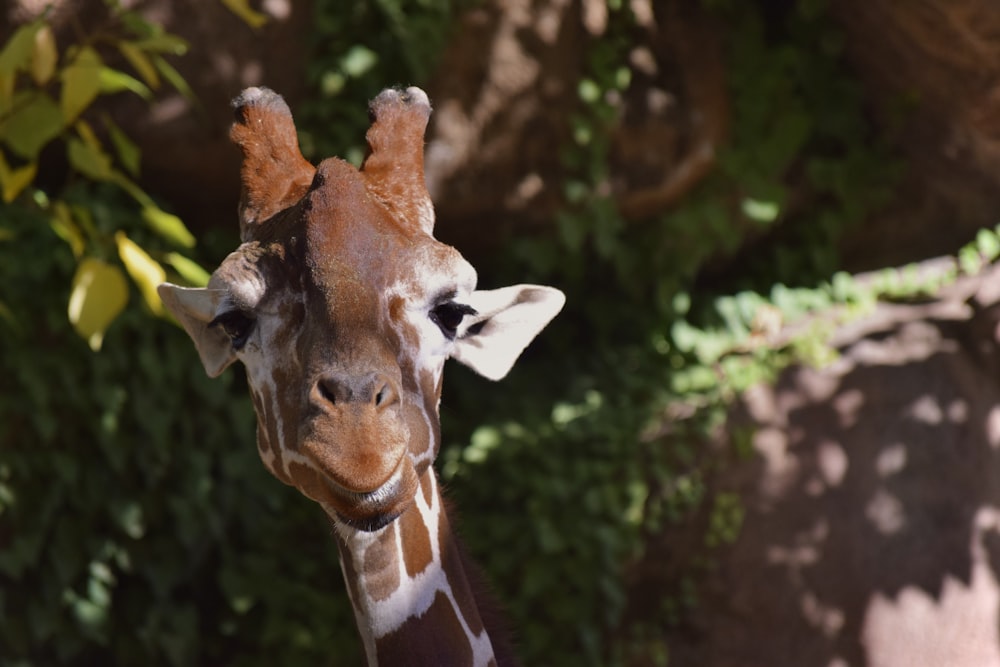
<box><xmin>157</xmin><ymin>86</ymin><xmax>563</xmax><ymax>666</ymax></box>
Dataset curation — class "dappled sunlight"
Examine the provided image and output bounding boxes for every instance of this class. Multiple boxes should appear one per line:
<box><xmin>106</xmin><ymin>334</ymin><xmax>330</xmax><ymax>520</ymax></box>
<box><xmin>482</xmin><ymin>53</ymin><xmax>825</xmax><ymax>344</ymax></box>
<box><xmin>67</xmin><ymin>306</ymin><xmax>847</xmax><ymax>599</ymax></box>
<box><xmin>662</xmin><ymin>287</ymin><xmax>1000</xmax><ymax>666</ymax></box>
<box><xmin>865</xmin><ymin>489</ymin><xmax>905</xmax><ymax>535</ymax></box>
<box><xmin>862</xmin><ymin>507</ymin><xmax>1000</xmax><ymax>667</ymax></box>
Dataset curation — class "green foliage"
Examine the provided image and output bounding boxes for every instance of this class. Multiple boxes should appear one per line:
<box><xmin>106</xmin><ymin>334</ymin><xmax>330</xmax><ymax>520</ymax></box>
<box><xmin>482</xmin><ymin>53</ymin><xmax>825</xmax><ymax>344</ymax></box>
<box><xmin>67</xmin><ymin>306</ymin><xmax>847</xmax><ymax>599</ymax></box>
<box><xmin>0</xmin><ymin>199</ymin><xmax>361</xmax><ymax>666</ymax></box>
<box><xmin>437</xmin><ymin>1</ymin><xmax>902</xmax><ymax>665</ymax></box>
<box><xmin>296</xmin><ymin>0</ymin><xmax>471</xmax><ymax>163</ymax></box>
<box><xmin>0</xmin><ymin>5</ymin><xmax>361</xmax><ymax>666</ymax></box>
<box><xmin>0</xmin><ymin>1</ymin><xmax>205</xmax><ymax>351</ymax></box>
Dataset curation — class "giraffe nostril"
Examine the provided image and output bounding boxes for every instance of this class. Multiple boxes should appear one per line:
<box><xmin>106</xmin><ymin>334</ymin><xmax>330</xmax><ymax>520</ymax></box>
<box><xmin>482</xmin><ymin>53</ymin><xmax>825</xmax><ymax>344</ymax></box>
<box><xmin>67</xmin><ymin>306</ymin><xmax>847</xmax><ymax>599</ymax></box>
<box><xmin>373</xmin><ymin>379</ymin><xmax>398</xmax><ymax>410</ymax></box>
<box><xmin>318</xmin><ymin>378</ymin><xmax>339</xmax><ymax>405</ymax></box>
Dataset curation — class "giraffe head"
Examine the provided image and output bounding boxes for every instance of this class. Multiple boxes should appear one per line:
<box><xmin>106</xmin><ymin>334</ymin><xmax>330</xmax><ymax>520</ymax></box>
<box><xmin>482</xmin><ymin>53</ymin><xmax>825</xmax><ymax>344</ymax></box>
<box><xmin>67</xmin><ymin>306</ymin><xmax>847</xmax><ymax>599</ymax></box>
<box><xmin>158</xmin><ymin>87</ymin><xmax>564</xmax><ymax>532</ymax></box>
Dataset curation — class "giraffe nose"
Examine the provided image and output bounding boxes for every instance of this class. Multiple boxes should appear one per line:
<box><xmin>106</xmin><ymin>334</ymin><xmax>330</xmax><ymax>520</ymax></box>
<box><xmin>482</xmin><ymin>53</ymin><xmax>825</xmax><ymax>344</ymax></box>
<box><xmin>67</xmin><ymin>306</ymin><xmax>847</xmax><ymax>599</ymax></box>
<box><xmin>315</xmin><ymin>372</ymin><xmax>398</xmax><ymax>409</ymax></box>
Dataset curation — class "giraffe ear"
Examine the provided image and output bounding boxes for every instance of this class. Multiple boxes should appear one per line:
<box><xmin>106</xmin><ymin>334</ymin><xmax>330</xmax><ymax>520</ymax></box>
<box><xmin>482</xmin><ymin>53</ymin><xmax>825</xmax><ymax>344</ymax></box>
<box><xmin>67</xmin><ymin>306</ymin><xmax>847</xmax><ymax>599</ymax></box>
<box><xmin>452</xmin><ymin>285</ymin><xmax>565</xmax><ymax>381</ymax></box>
<box><xmin>157</xmin><ymin>283</ymin><xmax>237</xmax><ymax>378</ymax></box>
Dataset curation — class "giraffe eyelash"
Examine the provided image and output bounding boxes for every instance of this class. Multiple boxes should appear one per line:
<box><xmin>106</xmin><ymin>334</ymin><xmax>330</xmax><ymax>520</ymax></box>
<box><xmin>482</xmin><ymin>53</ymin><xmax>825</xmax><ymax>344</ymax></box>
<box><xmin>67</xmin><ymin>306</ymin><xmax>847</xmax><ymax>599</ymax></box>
<box><xmin>429</xmin><ymin>301</ymin><xmax>477</xmax><ymax>340</ymax></box>
<box><xmin>210</xmin><ymin>309</ymin><xmax>256</xmax><ymax>350</ymax></box>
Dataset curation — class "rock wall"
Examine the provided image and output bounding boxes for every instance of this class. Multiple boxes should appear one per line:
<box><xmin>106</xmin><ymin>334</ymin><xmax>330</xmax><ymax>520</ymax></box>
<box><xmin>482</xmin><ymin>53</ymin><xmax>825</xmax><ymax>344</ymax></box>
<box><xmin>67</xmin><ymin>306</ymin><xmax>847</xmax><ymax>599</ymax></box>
<box><xmin>665</xmin><ymin>264</ymin><xmax>1000</xmax><ymax>666</ymax></box>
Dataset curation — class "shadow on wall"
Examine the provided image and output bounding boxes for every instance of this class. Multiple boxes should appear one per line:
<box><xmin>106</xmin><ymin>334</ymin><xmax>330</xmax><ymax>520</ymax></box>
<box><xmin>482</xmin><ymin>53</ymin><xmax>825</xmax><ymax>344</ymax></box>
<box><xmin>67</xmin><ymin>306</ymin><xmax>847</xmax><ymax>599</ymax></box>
<box><xmin>667</xmin><ymin>274</ymin><xmax>1000</xmax><ymax>667</ymax></box>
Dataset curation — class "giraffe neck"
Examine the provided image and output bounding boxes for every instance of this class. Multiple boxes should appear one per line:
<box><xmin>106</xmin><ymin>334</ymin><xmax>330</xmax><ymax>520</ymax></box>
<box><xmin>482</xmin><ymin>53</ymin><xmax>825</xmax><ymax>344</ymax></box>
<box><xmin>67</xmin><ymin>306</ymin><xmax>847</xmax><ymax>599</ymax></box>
<box><xmin>332</xmin><ymin>468</ymin><xmax>501</xmax><ymax>667</ymax></box>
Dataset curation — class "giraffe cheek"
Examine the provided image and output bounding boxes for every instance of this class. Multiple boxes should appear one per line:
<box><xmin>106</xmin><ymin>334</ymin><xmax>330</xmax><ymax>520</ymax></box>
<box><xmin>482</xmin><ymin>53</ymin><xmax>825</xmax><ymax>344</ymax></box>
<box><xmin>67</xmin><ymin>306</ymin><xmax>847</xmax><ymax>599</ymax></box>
<box><xmin>256</xmin><ymin>439</ymin><xmax>296</xmax><ymax>487</ymax></box>
<box><xmin>286</xmin><ymin>461</ymin><xmax>333</xmax><ymax>503</ymax></box>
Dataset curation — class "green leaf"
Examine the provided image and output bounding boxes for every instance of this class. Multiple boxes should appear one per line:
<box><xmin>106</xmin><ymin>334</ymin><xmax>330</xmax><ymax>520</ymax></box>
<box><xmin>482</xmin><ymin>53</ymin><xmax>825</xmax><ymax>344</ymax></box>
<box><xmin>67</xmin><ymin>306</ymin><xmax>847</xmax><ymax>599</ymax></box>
<box><xmin>959</xmin><ymin>245</ymin><xmax>983</xmax><ymax>275</ymax></box>
<box><xmin>976</xmin><ymin>227</ymin><xmax>1000</xmax><ymax>263</ymax></box>
<box><xmin>0</xmin><ymin>20</ymin><xmax>42</xmax><ymax>75</ymax></box>
<box><xmin>117</xmin><ymin>41</ymin><xmax>159</xmax><ymax>89</ymax></box>
<box><xmin>132</xmin><ymin>34</ymin><xmax>188</xmax><ymax>56</ymax></box>
<box><xmin>67</xmin><ymin>135</ymin><xmax>113</xmax><ymax>180</ymax></box>
<box><xmin>98</xmin><ymin>67</ymin><xmax>152</xmax><ymax>100</ymax></box>
<box><xmin>103</xmin><ymin>115</ymin><xmax>141</xmax><ymax>175</ymax></box>
<box><xmin>578</xmin><ymin>78</ymin><xmax>601</xmax><ymax>104</ymax></box>
<box><xmin>151</xmin><ymin>55</ymin><xmax>196</xmax><ymax>102</ymax></box>
<box><xmin>60</xmin><ymin>46</ymin><xmax>102</xmax><ymax>123</ymax></box>
<box><xmin>0</xmin><ymin>300</ymin><xmax>16</xmax><ymax>331</ymax></box>
<box><xmin>219</xmin><ymin>0</ymin><xmax>269</xmax><ymax>28</ymax></box>
<box><xmin>741</xmin><ymin>197</ymin><xmax>780</xmax><ymax>223</ymax></box>
<box><xmin>49</xmin><ymin>201</ymin><xmax>86</xmax><ymax>258</ymax></box>
<box><xmin>142</xmin><ymin>206</ymin><xmax>195</xmax><ymax>248</ymax></box>
<box><xmin>340</xmin><ymin>45</ymin><xmax>377</xmax><ymax>78</ymax></box>
<box><xmin>116</xmin><ymin>231</ymin><xmax>165</xmax><ymax>315</ymax></box>
<box><xmin>0</xmin><ymin>92</ymin><xmax>63</xmax><ymax>159</ymax></box>
<box><xmin>110</xmin><ymin>172</ymin><xmax>154</xmax><ymax>208</ymax></box>
<box><xmin>165</xmin><ymin>252</ymin><xmax>210</xmax><ymax>287</ymax></box>
<box><xmin>68</xmin><ymin>257</ymin><xmax>129</xmax><ymax>351</ymax></box>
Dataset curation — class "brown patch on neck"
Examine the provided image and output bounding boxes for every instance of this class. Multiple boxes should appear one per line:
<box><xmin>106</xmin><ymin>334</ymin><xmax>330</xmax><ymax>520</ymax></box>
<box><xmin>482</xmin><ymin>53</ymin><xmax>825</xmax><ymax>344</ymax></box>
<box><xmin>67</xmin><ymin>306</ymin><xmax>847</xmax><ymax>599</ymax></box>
<box><xmin>398</xmin><ymin>480</ymin><xmax>434</xmax><ymax>578</ymax></box>
<box><xmin>375</xmin><ymin>590</ymin><xmax>475</xmax><ymax>666</ymax></box>
<box><xmin>362</xmin><ymin>523</ymin><xmax>400</xmax><ymax>602</ymax></box>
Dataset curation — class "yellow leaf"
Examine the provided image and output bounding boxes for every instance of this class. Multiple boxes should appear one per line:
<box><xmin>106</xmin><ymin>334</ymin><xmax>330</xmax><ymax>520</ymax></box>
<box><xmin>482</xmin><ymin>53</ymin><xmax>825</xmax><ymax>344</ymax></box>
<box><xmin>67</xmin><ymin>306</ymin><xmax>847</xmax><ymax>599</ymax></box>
<box><xmin>68</xmin><ymin>257</ymin><xmax>129</xmax><ymax>351</ymax></box>
<box><xmin>60</xmin><ymin>46</ymin><xmax>102</xmax><ymax>123</ymax></box>
<box><xmin>74</xmin><ymin>119</ymin><xmax>101</xmax><ymax>149</ymax></box>
<box><xmin>30</xmin><ymin>25</ymin><xmax>57</xmax><ymax>85</ymax></box>
<box><xmin>165</xmin><ymin>252</ymin><xmax>210</xmax><ymax>287</ymax></box>
<box><xmin>141</xmin><ymin>205</ymin><xmax>195</xmax><ymax>248</ymax></box>
<box><xmin>0</xmin><ymin>151</ymin><xmax>36</xmax><ymax>203</ymax></box>
<box><xmin>115</xmin><ymin>231</ymin><xmax>165</xmax><ymax>315</ymax></box>
<box><xmin>0</xmin><ymin>161</ymin><xmax>36</xmax><ymax>203</ymax></box>
<box><xmin>0</xmin><ymin>72</ymin><xmax>14</xmax><ymax>114</ymax></box>
<box><xmin>117</xmin><ymin>41</ymin><xmax>159</xmax><ymax>89</ymax></box>
<box><xmin>220</xmin><ymin>0</ymin><xmax>269</xmax><ymax>28</ymax></box>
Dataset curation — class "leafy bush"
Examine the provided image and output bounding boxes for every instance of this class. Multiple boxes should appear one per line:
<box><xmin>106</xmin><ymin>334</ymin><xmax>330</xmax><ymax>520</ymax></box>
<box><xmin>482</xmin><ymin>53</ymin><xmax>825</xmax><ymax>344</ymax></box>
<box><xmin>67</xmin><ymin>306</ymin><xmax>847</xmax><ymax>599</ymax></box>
<box><xmin>0</xmin><ymin>192</ymin><xmax>361</xmax><ymax>665</ymax></box>
<box><xmin>436</xmin><ymin>1</ymin><xmax>899</xmax><ymax>664</ymax></box>
<box><xmin>0</xmin><ymin>3</ymin><xmax>362</xmax><ymax>665</ymax></box>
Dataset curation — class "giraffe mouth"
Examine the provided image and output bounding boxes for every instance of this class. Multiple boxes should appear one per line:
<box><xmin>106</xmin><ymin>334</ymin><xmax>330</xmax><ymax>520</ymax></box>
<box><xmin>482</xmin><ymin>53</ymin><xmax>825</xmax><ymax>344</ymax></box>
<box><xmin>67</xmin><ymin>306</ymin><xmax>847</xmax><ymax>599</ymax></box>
<box><xmin>323</xmin><ymin>459</ymin><xmax>416</xmax><ymax>532</ymax></box>
<box><xmin>335</xmin><ymin>509</ymin><xmax>401</xmax><ymax>532</ymax></box>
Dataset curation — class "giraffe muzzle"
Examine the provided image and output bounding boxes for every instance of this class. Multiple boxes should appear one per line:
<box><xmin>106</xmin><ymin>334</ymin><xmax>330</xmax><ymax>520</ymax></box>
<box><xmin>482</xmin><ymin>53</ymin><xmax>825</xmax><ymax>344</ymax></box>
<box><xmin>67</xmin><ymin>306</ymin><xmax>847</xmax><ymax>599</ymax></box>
<box><xmin>314</xmin><ymin>371</ymin><xmax>399</xmax><ymax>410</ymax></box>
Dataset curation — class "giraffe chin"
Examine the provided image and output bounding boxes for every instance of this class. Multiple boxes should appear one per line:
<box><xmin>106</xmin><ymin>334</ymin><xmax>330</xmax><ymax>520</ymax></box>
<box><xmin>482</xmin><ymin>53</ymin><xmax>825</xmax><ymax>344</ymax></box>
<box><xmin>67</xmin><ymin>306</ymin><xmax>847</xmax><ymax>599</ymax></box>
<box><xmin>317</xmin><ymin>458</ymin><xmax>420</xmax><ymax>533</ymax></box>
<box><xmin>335</xmin><ymin>509</ymin><xmax>402</xmax><ymax>533</ymax></box>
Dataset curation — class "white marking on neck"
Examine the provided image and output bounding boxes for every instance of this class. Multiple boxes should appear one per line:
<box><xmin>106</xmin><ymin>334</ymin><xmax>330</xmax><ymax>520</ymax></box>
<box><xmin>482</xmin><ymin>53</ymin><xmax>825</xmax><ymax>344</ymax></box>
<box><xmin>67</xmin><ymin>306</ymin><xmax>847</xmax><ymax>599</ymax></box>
<box><xmin>332</xmin><ymin>472</ymin><xmax>495</xmax><ymax>667</ymax></box>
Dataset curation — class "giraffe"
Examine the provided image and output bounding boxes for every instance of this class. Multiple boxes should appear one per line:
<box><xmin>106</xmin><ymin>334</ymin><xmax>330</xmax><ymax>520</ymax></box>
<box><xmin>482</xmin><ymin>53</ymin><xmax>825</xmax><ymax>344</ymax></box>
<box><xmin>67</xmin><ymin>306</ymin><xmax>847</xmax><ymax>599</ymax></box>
<box><xmin>156</xmin><ymin>86</ymin><xmax>564</xmax><ymax>666</ymax></box>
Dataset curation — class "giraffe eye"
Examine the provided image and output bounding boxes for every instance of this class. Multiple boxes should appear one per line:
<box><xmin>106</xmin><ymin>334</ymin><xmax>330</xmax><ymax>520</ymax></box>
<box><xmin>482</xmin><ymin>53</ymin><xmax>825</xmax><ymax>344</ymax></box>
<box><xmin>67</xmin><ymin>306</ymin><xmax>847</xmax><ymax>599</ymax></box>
<box><xmin>430</xmin><ymin>302</ymin><xmax>477</xmax><ymax>340</ymax></box>
<box><xmin>210</xmin><ymin>310</ymin><xmax>256</xmax><ymax>350</ymax></box>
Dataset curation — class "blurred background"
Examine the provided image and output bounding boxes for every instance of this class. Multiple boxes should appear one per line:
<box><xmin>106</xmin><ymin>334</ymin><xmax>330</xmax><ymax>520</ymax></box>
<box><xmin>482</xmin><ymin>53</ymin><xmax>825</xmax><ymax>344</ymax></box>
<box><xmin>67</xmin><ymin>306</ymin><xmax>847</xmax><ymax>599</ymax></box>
<box><xmin>4</xmin><ymin>1</ymin><xmax>1000</xmax><ymax>665</ymax></box>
